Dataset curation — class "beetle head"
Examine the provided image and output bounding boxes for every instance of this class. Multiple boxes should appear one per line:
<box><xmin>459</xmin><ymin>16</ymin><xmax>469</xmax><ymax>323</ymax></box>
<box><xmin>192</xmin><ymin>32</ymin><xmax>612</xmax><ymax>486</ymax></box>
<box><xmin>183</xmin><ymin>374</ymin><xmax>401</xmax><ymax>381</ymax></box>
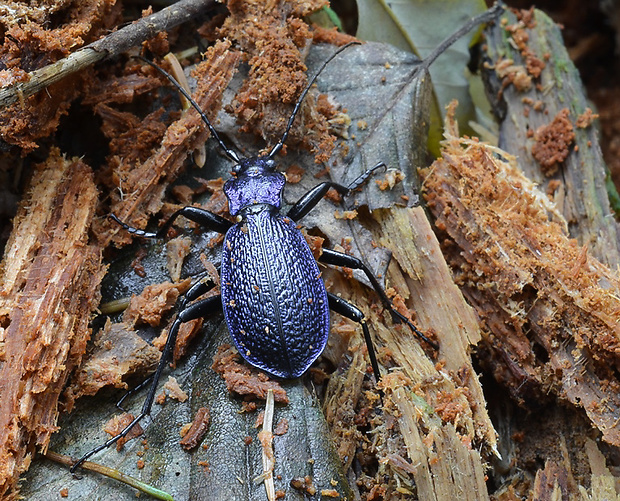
<box><xmin>232</xmin><ymin>156</ymin><xmax>277</xmax><ymax>178</ymax></box>
<box><xmin>224</xmin><ymin>158</ymin><xmax>285</xmax><ymax>216</ymax></box>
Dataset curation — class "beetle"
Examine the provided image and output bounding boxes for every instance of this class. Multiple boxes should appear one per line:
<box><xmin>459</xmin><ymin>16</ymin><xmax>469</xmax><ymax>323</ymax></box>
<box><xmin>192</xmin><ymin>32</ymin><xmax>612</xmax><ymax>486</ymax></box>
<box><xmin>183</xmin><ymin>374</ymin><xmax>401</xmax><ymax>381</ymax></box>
<box><xmin>71</xmin><ymin>42</ymin><xmax>436</xmax><ymax>472</ymax></box>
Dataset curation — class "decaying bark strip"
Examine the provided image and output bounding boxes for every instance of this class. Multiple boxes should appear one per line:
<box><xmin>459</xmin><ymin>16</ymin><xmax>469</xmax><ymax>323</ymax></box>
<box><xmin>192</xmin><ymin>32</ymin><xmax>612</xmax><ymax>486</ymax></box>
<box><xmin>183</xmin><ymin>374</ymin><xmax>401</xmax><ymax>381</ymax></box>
<box><xmin>421</xmin><ymin>115</ymin><xmax>620</xmax><ymax>446</ymax></box>
<box><xmin>481</xmin><ymin>8</ymin><xmax>620</xmax><ymax>268</ymax></box>
<box><xmin>0</xmin><ymin>149</ymin><xmax>105</xmax><ymax>499</ymax></box>
<box><xmin>581</xmin><ymin>438</ymin><xmax>620</xmax><ymax>500</ymax></box>
<box><xmin>373</xmin><ymin>207</ymin><xmax>496</xmax><ymax>448</ymax></box>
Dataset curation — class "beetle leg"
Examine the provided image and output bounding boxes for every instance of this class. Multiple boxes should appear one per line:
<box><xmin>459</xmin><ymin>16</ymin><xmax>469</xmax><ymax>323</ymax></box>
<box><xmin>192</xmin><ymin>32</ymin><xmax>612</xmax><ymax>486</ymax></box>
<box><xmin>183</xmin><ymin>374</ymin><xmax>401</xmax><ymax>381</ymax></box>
<box><xmin>115</xmin><ymin>272</ymin><xmax>219</xmax><ymax>411</ymax></box>
<box><xmin>327</xmin><ymin>292</ymin><xmax>381</xmax><ymax>382</ymax></box>
<box><xmin>71</xmin><ymin>295</ymin><xmax>222</xmax><ymax>473</ymax></box>
<box><xmin>286</xmin><ymin>182</ymin><xmax>349</xmax><ymax>221</ymax></box>
<box><xmin>110</xmin><ymin>207</ymin><xmax>232</xmax><ymax>239</ymax></box>
<box><xmin>320</xmin><ymin>248</ymin><xmax>438</xmax><ymax>350</ymax></box>
<box><xmin>345</xmin><ymin>162</ymin><xmax>387</xmax><ymax>192</ymax></box>
<box><xmin>286</xmin><ymin>162</ymin><xmax>386</xmax><ymax>221</ymax></box>
<box><xmin>181</xmin><ymin>271</ymin><xmax>219</xmax><ymax>305</ymax></box>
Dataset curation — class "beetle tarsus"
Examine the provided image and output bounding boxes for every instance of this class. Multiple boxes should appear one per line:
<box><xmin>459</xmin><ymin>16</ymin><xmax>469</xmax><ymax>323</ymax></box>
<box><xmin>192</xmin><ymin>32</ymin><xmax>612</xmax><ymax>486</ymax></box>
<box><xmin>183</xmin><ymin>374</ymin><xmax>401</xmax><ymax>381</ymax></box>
<box><xmin>109</xmin><ymin>214</ymin><xmax>158</xmax><ymax>238</ymax></box>
<box><xmin>346</xmin><ymin>162</ymin><xmax>387</xmax><ymax>193</ymax></box>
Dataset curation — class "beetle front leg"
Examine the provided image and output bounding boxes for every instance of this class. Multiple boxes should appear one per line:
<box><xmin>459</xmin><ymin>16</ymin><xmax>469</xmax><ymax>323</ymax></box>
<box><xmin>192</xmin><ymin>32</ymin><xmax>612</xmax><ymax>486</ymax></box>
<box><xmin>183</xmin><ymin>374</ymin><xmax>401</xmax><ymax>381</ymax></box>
<box><xmin>110</xmin><ymin>206</ymin><xmax>233</xmax><ymax>238</ymax></box>
<box><xmin>327</xmin><ymin>292</ymin><xmax>381</xmax><ymax>382</ymax></box>
<box><xmin>71</xmin><ymin>294</ymin><xmax>222</xmax><ymax>472</ymax></box>
<box><xmin>287</xmin><ymin>162</ymin><xmax>386</xmax><ymax>221</ymax></box>
<box><xmin>320</xmin><ymin>248</ymin><xmax>438</xmax><ymax>350</ymax></box>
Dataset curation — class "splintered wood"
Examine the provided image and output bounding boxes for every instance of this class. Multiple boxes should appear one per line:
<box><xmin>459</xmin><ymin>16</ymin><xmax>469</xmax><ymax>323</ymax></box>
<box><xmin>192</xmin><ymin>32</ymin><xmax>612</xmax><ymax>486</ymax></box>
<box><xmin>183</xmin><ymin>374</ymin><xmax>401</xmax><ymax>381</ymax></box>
<box><xmin>421</xmin><ymin>116</ymin><xmax>620</xmax><ymax>446</ymax></box>
<box><xmin>323</xmin><ymin>205</ymin><xmax>496</xmax><ymax>499</ymax></box>
<box><xmin>0</xmin><ymin>150</ymin><xmax>104</xmax><ymax>499</ymax></box>
<box><xmin>96</xmin><ymin>39</ymin><xmax>241</xmax><ymax>247</ymax></box>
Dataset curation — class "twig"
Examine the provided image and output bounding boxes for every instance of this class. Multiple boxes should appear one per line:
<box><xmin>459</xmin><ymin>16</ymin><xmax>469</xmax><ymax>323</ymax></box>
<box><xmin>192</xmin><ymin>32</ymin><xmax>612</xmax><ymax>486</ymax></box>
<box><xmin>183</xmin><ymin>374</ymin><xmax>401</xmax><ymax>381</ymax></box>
<box><xmin>44</xmin><ymin>451</ymin><xmax>174</xmax><ymax>501</ymax></box>
<box><xmin>254</xmin><ymin>389</ymin><xmax>276</xmax><ymax>501</ymax></box>
<box><xmin>0</xmin><ymin>0</ymin><xmax>216</xmax><ymax>108</ymax></box>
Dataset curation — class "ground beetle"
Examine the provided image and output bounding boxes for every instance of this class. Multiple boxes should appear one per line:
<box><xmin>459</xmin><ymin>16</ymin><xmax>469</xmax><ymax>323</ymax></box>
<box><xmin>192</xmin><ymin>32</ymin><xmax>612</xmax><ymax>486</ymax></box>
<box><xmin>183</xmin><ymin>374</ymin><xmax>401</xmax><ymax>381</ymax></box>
<box><xmin>71</xmin><ymin>42</ymin><xmax>436</xmax><ymax>472</ymax></box>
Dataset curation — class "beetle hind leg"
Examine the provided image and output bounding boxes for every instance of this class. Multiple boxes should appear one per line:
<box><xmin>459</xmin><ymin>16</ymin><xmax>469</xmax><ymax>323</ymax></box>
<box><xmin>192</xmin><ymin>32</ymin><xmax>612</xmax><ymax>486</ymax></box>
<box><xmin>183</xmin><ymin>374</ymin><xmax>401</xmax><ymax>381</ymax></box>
<box><xmin>71</xmin><ymin>294</ymin><xmax>222</xmax><ymax>473</ymax></box>
<box><xmin>320</xmin><ymin>248</ymin><xmax>438</xmax><ymax>350</ymax></box>
<box><xmin>327</xmin><ymin>292</ymin><xmax>381</xmax><ymax>383</ymax></box>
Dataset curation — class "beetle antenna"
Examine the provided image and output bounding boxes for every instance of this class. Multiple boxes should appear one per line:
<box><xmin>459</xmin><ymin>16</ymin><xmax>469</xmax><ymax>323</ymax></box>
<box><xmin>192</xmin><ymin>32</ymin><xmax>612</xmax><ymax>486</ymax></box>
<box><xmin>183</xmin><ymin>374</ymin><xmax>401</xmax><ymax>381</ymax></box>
<box><xmin>267</xmin><ymin>41</ymin><xmax>361</xmax><ymax>160</ymax></box>
<box><xmin>136</xmin><ymin>55</ymin><xmax>240</xmax><ymax>163</ymax></box>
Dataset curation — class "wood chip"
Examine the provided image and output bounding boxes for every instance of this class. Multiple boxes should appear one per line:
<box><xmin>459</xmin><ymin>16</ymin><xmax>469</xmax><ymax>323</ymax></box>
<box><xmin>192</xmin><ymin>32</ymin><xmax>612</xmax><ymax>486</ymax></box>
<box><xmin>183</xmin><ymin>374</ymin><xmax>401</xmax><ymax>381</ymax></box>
<box><xmin>179</xmin><ymin>407</ymin><xmax>210</xmax><ymax>450</ymax></box>
<box><xmin>211</xmin><ymin>345</ymin><xmax>289</xmax><ymax>404</ymax></box>
<box><xmin>104</xmin><ymin>413</ymin><xmax>144</xmax><ymax>452</ymax></box>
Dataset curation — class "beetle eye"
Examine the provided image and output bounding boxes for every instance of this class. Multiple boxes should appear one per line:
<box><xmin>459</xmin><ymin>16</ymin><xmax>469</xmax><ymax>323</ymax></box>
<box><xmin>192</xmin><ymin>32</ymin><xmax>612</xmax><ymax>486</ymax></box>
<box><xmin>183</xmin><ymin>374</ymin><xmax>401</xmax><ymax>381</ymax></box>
<box><xmin>265</xmin><ymin>159</ymin><xmax>276</xmax><ymax>170</ymax></box>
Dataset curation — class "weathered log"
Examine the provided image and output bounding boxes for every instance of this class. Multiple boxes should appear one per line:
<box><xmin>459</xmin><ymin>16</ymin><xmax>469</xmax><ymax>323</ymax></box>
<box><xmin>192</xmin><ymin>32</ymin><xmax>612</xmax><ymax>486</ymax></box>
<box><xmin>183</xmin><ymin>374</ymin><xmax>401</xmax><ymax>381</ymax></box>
<box><xmin>481</xmin><ymin>8</ymin><xmax>620</xmax><ymax>268</ymax></box>
<box><xmin>422</xmin><ymin>108</ymin><xmax>620</xmax><ymax>445</ymax></box>
<box><xmin>0</xmin><ymin>150</ymin><xmax>105</xmax><ymax>499</ymax></box>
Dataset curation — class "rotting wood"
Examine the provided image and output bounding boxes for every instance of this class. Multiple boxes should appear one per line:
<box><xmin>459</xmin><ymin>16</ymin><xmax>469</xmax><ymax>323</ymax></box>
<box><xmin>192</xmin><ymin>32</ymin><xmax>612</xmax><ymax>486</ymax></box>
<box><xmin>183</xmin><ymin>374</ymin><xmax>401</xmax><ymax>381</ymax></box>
<box><xmin>0</xmin><ymin>7</ymin><xmax>237</xmax><ymax>498</ymax></box>
<box><xmin>526</xmin><ymin>437</ymin><xmax>578</xmax><ymax>500</ymax></box>
<box><xmin>581</xmin><ymin>439</ymin><xmax>620</xmax><ymax>501</ymax></box>
<box><xmin>63</xmin><ymin>320</ymin><xmax>161</xmax><ymax>411</ymax></box>
<box><xmin>421</xmin><ymin>111</ymin><xmax>620</xmax><ymax>446</ymax></box>
<box><xmin>3</xmin><ymin>4</ymin><xmax>508</xmax><ymax>498</ymax></box>
<box><xmin>179</xmin><ymin>406</ymin><xmax>210</xmax><ymax>450</ymax></box>
<box><xmin>532</xmin><ymin>460</ymin><xmax>573</xmax><ymax>501</ymax></box>
<box><xmin>217</xmin><ymin>0</ymin><xmax>335</xmax><ymax>159</ymax></box>
<box><xmin>95</xmin><ymin>39</ymin><xmax>241</xmax><ymax>247</ymax></box>
<box><xmin>64</xmin><ymin>278</ymin><xmax>202</xmax><ymax>409</ymax></box>
<box><xmin>1</xmin><ymin>3</ymin><xmax>383</xmax><ymax>499</ymax></box>
<box><xmin>322</xmin><ymin>346</ymin><xmax>367</xmax><ymax>472</ymax></box>
<box><xmin>323</xmin><ymin>204</ymin><xmax>497</xmax><ymax>499</ymax></box>
<box><xmin>481</xmin><ymin>8</ymin><xmax>620</xmax><ymax>268</ymax></box>
<box><xmin>0</xmin><ymin>149</ymin><xmax>105</xmax><ymax>499</ymax></box>
<box><xmin>372</xmin><ymin>206</ymin><xmax>496</xmax><ymax>449</ymax></box>
<box><xmin>387</xmin><ymin>382</ymin><xmax>489</xmax><ymax>501</ymax></box>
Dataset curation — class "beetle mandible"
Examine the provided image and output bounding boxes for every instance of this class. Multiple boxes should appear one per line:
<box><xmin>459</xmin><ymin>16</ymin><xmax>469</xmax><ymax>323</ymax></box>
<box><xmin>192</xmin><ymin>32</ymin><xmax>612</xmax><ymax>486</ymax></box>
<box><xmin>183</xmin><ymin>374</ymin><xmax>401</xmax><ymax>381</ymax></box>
<box><xmin>71</xmin><ymin>42</ymin><xmax>436</xmax><ymax>472</ymax></box>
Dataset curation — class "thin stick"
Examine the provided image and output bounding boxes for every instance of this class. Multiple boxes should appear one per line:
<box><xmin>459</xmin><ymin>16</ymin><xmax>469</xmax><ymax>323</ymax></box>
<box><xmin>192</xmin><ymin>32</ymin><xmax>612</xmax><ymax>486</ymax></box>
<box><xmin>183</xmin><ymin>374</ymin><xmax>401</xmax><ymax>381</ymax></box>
<box><xmin>0</xmin><ymin>0</ymin><xmax>216</xmax><ymax>108</ymax></box>
<box><xmin>254</xmin><ymin>389</ymin><xmax>276</xmax><ymax>501</ymax></box>
<box><xmin>44</xmin><ymin>450</ymin><xmax>173</xmax><ymax>501</ymax></box>
<box><xmin>164</xmin><ymin>52</ymin><xmax>207</xmax><ymax>167</ymax></box>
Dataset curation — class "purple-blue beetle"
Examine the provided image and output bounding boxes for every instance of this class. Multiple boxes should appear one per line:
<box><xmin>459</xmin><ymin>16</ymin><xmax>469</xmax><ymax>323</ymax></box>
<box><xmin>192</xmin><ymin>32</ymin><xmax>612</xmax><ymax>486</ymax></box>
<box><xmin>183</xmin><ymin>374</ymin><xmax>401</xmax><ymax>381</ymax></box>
<box><xmin>222</xmin><ymin>158</ymin><xmax>329</xmax><ymax>378</ymax></box>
